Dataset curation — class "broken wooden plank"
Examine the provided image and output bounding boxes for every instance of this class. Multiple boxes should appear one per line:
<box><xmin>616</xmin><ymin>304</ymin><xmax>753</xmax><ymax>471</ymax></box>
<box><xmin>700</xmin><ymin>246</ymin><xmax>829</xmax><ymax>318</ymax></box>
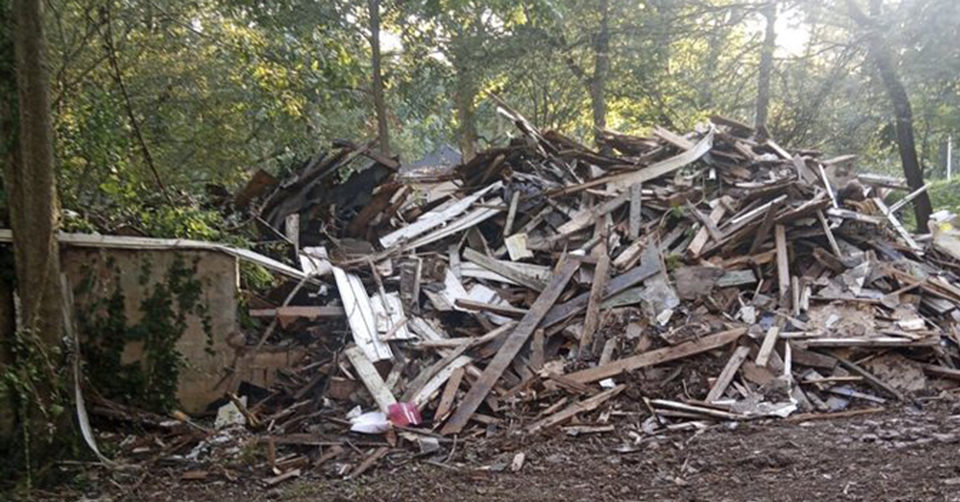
<box><xmin>556</xmin><ymin>192</ymin><xmax>629</xmax><ymax>236</ymax></box>
<box><xmin>554</xmin><ymin>128</ymin><xmax>714</xmax><ymax>195</ymax></box>
<box><xmin>873</xmin><ymin>196</ymin><xmax>922</xmax><ymax>253</ymax></box>
<box><xmin>755</xmin><ymin>326</ymin><xmax>780</xmax><ymax>367</ymax></box>
<box><xmin>435</xmin><ymin>367</ymin><xmax>465</xmax><ymax>420</ymax></box>
<box><xmin>706</xmin><ymin>345</ymin><xmax>751</xmax><ymax>402</ymax></box>
<box><xmin>832</xmin><ymin>353</ymin><xmax>907</xmax><ymax>401</ymax></box>
<box><xmin>817</xmin><ymin>210</ymin><xmax>843</xmax><ymax>258</ymax></box>
<box><xmin>775</xmin><ymin>224</ymin><xmax>790</xmax><ymax>304</ymax></box>
<box><xmin>441</xmin><ymin>258</ymin><xmax>580</xmax><ymax>435</ymax></box>
<box><xmin>579</xmin><ymin>249</ymin><xmax>610</xmax><ymax>359</ymax></box>
<box><xmin>564</xmin><ymin>327</ymin><xmax>746</xmax><ymax>384</ymax></box>
<box><xmin>687</xmin><ymin>204</ymin><xmax>726</xmax><ymax>257</ymax></box>
<box><xmin>650</xmin><ymin>399</ymin><xmax>744</xmax><ymax>421</ymax></box>
<box><xmin>748</xmin><ymin>199</ymin><xmax>782</xmax><ymax>254</ymax></box>
<box><xmin>504</xmin><ymin>190</ymin><xmax>520</xmax><ymax>236</ymax></box>
<box><xmin>249</xmin><ymin>306</ymin><xmax>345</xmax><ymax>318</ymax></box>
<box><xmin>455</xmin><ymin>298</ymin><xmax>527</xmax><ymax>318</ymax></box>
<box><xmin>347</xmin><ymin>447</ymin><xmax>390</xmax><ymax>479</ymax></box>
<box><xmin>463</xmin><ymin>247</ymin><xmax>547</xmax><ymax>291</ymax></box>
<box><xmin>402</xmin><ymin>198</ymin><xmax>504</xmax><ymax>251</ymax></box>
<box><xmin>629</xmin><ymin>183</ymin><xmax>642</xmax><ymax>240</ymax></box>
<box><xmin>922</xmin><ymin>364</ymin><xmax>960</xmax><ymax>381</ymax></box>
<box><xmin>334</xmin><ymin>267</ymin><xmax>392</xmax><ymax>362</ymax></box>
<box><xmin>343</xmin><ymin>345</ymin><xmax>397</xmax><ymax>412</ymax></box>
<box><xmin>526</xmin><ymin>384</ymin><xmax>625</xmax><ymax>433</ymax></box>
<box><xmin>380</xmin><ymin>182</ymin><xmax>502</xmax><ymax>248</ymax></box>
<box><xmin>542</xmin><ymin>252</ymin><xmax>661</xmax><ymax>328</ymax></box>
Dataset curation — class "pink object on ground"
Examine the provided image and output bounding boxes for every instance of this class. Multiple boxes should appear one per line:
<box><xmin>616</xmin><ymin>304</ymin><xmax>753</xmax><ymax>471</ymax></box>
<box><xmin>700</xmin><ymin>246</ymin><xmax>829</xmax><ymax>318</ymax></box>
<box><xmin>388</xmin><ymin>402</ymin><xmax>422</xmax><ymax>426</ymax></box>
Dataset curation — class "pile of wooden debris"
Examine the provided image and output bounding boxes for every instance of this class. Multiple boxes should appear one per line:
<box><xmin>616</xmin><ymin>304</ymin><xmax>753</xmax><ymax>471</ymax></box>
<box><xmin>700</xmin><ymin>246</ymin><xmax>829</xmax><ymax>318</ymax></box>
<box><xmin>104</xmin><ymin>100</ymin><xmax>960</xmax><ymax>482</ymax></box>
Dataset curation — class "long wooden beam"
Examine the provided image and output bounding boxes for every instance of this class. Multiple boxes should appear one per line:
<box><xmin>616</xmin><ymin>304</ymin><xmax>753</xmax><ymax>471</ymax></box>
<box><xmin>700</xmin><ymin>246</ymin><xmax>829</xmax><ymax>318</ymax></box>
<box><xmin>563</xmin><ymin>328</ymin><xmax>746</xmax><ymax>384</ymax></box>
<box><xmin>441</xmin><ymin>258</ymin><xmax>580</xmax><ymax>435</ymax></box>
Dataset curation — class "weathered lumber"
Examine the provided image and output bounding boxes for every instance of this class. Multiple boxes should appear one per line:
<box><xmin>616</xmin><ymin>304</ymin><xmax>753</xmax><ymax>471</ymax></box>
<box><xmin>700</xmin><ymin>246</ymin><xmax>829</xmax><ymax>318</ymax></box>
<box><xmin>463</xmin><ymin>247</ymin><xmax>547</xmax><ymax>291</ymax></box>
<box><xmin>441</xmin><ymin>258</ymin><xmax>580</xmax><ymax>435</ymax></box>
<box><xmin>380</xmin><ymin>182</ymin><xmax>501</xmax><ymax>248</ymax></box>
<box><xmin>564</xmin><ymin>327</ymin><xmax>746</xmax><ymax>384</ymax></box>
<box><xmin>706</xmin><ymin>345</ymin><xmax>751</xmax><ymax>402</ymax></box>
<box><xmin>775</xmin><ymin>224</ymin><xmax>790</xmax><ymax>303</ymax></box>
<box><xmin>542</xmin><ymin>254</ymin><xmax>660</xmax><ymax>328</ymax></box>
<box><xmin>526</xmin><ymin>384</ymin><xmax>625</xmax><ymax>433</ymax></box>
<box><xmin>343</xmin><ymin>346</ymin><xmax>396</xmax><ymax>412</ymax></box>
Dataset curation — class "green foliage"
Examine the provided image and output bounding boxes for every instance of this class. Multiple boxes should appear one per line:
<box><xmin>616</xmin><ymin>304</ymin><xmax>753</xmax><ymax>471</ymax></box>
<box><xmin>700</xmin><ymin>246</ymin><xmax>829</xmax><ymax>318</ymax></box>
<box><xmin>0</xmin><ymin>325</ymin><xmax>71</xmax><ymax>486</ymax></box>
<box><xmin>929</xmin><ymin>178</ymin><xmax>960</xmax><ymax>215</ymax></box>
<box><xmin>76</xmin><ymin>253</ymin><xmax>213</xmax><ymax>413</ymax></box>
<box><xmin>35</xmin><ymin>0</ymin><xmax>960</xmax><ymax>240</ymax></box>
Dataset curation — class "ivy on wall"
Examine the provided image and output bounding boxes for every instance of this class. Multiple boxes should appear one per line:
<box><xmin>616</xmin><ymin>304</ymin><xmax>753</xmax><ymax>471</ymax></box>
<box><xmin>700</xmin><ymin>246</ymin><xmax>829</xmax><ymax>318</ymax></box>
<box><xmin>76</xmin><ymin>252</ymin><xmax>213</xmax><ymax>413</ymax></box>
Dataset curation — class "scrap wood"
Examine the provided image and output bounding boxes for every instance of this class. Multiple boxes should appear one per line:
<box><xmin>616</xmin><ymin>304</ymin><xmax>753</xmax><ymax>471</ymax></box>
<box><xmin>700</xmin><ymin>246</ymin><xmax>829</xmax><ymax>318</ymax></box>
<box><xmin>579</xmin><ymin>244</ymin><xmax>610</xmax><ymax>358</ymax></box>
<box><xmin>441</xmin><ymin>257</ymin><xmax>581</xmax><ymax>435</ymax></box>
<box><xmin>565</xmin><ymin>327</ymin><xmax>747</xmax><ymax>384</ymax></box>
<box><xmin>347</xmin><ymin>447</ymin><xmax>391</xmax><ymax>479</ymax></box>
<box><xmin>249</xmin><ymin>306</ymin><xmax>345</xmax><ymax>319</ymax></box>
<box><xmin>334</xmin><ymin>267</ymin><xmax>393</xmax><ymax>362</ymax></box>
<box><xmin>380</xmin><ymin>181</ymin><xmax>502</xmax><ymax>248</ymax></box>
<box><xmin>755</xmin><ymin>326</ymin><xmax>781</xmax><ymax>367</ymax></box>
<box><xmin>706</xmin><ymin>345</ymin><xmax>752</xmax><ymax>402</ymax></box>
<box><xmin>343</xmin><ymin>345</ymin><xmax>397</xmax><ymax>412</ymax></box>
<box><xmin>526</xmin><ymin>384</ymin><xmax>626</xmax><ymax>433</ymax></box>
<box><xmin>832</xmin><ymin>354</ymin><xmax>907</xmax><ymax>402</ymax></box>
<box><xmin>650</xmin><ymin>399</ymin><xmax>745</xmax><ymax>421</ymax></box>
<box><xmin>542</xmin><ymin>253</ymin><xmax>661</xmax><ymax>328</ymax></box>
<box><xmin>923</xmin><ymin>364</ymin><xmax>960</xmax><ymax>381</ymax></box>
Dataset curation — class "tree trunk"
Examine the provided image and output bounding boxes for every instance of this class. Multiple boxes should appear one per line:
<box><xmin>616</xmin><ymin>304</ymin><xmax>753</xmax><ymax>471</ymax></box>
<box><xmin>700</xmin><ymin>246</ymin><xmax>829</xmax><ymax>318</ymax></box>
<box><xmin>452</xmin><ymin>31</ymin><xmax>477</xmax><ymax>161</ymax></box>
<box><xmin>2</xmin><ymin>0</ymin><xmax>64</xmax><ymax>457</ymax></box>
<box><xmin>755</xmin><ymin>1</ymin><xmax>776</xmax><ymax>130</ymax></box>
<box><xmin>368</xmin><ymin>0</ymin><xmax>390</xmax><ymax>156</ymax></box>
<box><xmin>845</xmin><ymin>0</ymin><xmax>932</xmax><ymax>231</ymax></box>
<box><xmin>0</xmin><ymin>0</ymin><xmax>17</xmax><ymax>444</ymax></box>
<box><xmin>590</xmin><ymin>0</ymin><xmax>610</xmax><ymax>145</ymax></box>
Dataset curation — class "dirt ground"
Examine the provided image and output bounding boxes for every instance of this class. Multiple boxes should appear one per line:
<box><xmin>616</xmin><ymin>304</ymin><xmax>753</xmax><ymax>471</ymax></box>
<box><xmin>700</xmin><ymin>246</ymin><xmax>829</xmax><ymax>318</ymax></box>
<box><xmin>26</xmin><ymin>399</ymin><xmax>960</xmax><ymax>502</ymax></box>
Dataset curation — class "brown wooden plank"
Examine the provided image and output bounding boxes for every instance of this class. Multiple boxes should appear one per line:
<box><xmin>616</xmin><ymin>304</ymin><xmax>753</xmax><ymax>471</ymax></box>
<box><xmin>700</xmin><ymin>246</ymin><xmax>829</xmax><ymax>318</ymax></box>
<box><xmin>463</xmin><ymin>247</ymin><xmax>547</xmax><ymax>291</ymax></box>
<box><xmin>748</xmin><ymin>200</ymin><xmax>782</xmax><ymax>254</ymax></box>
<box><xmin>541</xmin><ymin>254</ymin><xmax>660</xmax><ymax>328</ymax></box>
<box><xmin>564</xmin><ymin>327</ymin><xmax>746</xmax><ymax>384</ymax></box>
<box><xmin>755</xmin><ymin>326</ymin><xmax>780</xmax><ymax>367</ymax></box>
<box><xmin>434</xmin><ymin>367</ymin><xmax>464</xmax><ymax>421</ymax></box>
<box><xmin>526</xmin><ymin>385</ymin><xmax>625</xmax><ymax>433</ymax></box>
<box><xmin>705</xmin><ymin>345</ymin><xmax>751</xmax><ymax>402</ymax></box>
<box><xmin>249</xmin><ymin>306</ymin><xmax>346</xmax><ymax>318</ymax></box>
<box><xmin>629</xmin><ymin>183</ymin><xmax>642</xmax><ymax>240</ymax></box>
<box><xmin>579</xmin><ymin>250</ymin><xmax>610</xmax><ymax>359</ymax></box>
<box><xmin>441</xmin><ymin>258</ymin><xmax>581</xmax><ymax>435</ymax></box>
<box><xmin>687</xmin><ymin>205</ymin><xmax>726</xmax><ymax>257</ymax></box>
<box><xmin>454</xmin><ymin>298</ymin><xmax>528</xmax><ymax>318</ymax></box>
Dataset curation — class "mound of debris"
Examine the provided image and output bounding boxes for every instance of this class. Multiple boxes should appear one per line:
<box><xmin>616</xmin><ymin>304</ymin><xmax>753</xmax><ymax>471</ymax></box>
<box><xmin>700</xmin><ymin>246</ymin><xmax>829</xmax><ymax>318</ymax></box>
<box><xmin>97</xmin><ymin>100</ymin><xmax>960</xmax><ymax>483</ymax></box>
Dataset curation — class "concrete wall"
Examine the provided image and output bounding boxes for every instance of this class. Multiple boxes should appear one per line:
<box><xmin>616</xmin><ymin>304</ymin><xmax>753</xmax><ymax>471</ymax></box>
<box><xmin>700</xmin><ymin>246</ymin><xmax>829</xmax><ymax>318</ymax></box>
<box><xmin>63</xmin><ymin>248</ymin><xmax>239</xmax><ymax>414</ymax></box>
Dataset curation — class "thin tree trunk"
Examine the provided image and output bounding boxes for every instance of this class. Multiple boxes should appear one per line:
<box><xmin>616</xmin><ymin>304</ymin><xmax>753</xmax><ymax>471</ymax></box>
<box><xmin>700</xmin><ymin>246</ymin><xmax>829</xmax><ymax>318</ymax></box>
<box><xmin>452</xmin><ymin>30</ymin><xmax>477</xmax><ymax>161</ymax></box>
<box><xmin>7</xmin><ymin>0</ymin><xmax>62</xmax><ymax>342</ymax></box>
<box><xmin>845</xmin><ymin>0</ymin><xmax>932</xmax><ymax>231</ymax></box>
<box><xmin>455</xmin><ymin>65</ymin><xmax>477</xmax><ymax>161</ymax></box>
<box><xmin>368</xmin><ymin>0</ymin><xmax>390</xmax><ymax>156</ymax></box>
<box><xmin>755</xmin><ymin>1</ymin><xmax>776</xmax><ymax>130</ymax></box>
<box><xmin>590</xmin><ymin>0</ymin><xmax>610</xmax><ymax>145</ymax></box>
<box><xmin>0</xmin><ymin>0</ymin><xmax>18</xmax><ymax>443</ymax></box>
<box><xmin>102</xmin><ymin>7</ymin><xmax>170</xmax><ymax>201</ymax></box>
<box><xmin>1</xmin><ymin>0</ymin><xmax>65</xmax><ymax>462</ymax></box>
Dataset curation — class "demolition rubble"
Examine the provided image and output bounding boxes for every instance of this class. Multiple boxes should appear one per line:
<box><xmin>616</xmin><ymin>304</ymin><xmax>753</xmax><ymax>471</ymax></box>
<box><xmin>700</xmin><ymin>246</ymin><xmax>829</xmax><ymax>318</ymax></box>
<box><xmin>84</xmin><ymin>99</ymin><xmax>960</xmax><ymax>483</ymax></box>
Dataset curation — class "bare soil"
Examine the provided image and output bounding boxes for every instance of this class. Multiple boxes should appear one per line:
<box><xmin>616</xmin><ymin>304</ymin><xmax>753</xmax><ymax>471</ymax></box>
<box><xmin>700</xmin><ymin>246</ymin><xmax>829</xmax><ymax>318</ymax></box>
<box><xmin>27</xmin><ymin>400</ymin><xmax>960</xmax><ymax>502</ymax></box>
